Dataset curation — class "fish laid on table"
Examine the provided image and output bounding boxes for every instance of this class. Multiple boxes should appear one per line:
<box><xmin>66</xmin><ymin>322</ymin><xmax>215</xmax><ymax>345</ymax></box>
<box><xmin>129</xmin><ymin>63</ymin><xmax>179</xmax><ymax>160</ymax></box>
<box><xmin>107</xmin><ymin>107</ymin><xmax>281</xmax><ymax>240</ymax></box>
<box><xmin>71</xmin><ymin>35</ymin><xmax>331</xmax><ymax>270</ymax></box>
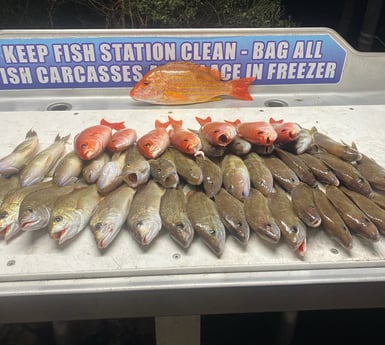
<box><xmin>53</xmin><ymin>151</ymin><xmax>84</xmax><ymax>186</ymax></box>
<box><xmin>160</xmin><ymin>187</ymin><xmax>194</xmax><ymax>248</ymax></box>
<box><xmin>269</xmin><ymin>118</ymin><xmax>301</xmax><ymax>144</ymax></box>
<box><xmin>325</xmin><ymin>185</ymin><xmax>379</xmax><ymax>242</ymax></box>
<box><xmin>277</xmin><ymin>127</ymin><xmax>314</xmax><ymax>155</ymax></box>
<box><xmin>149</xmin><ymin>157</ymin><xmax>179</xmax><ymax>189</ymax></box>
<box><xmin>214</xmin><ymin>188</ymin><xmax>250</xmax><ymax>245</ymax></box>
<box><xmin>244</xmin><ymin>152</ymin><xmax>274</xmax><ymax>197</ymax></box>
<box><xmin>195</xmin><ymin>155</ymin><xmax>222</xmax><ymax>198</ymax></box>
<box><xmin>108</xmin><ymin>127</ymin><xmax>137</xmax><ymax>152</ymax></box>
<box><xmin>89</xmin><ymin>184</ymin><xmax>136</xmax><ymax>249</ymax></box>
<box><xmin>195</xmin><ymin>116</ymin><xmax>237</xmax><ymax>147</ymax></box>
<box><xmin>82</xmin><ymin>152</ymin><xmax>110</xmax><ymax>184</ymax></box>
<box><xmin>121</xmin><ymin>144</ymin><xmax>151</xmax><ymax>188</ymax></box>
<box><xmin>130</xmin><ymin>61</ymin><xmax>255</xmax><ymax>105</ymax></box>
<box><xmin>136</xmin><ymin>120</ymin><xmax>170</xmax><ymax>159</ymax></box>
<box><xmin>0</xmin><ymin>176</ymin><xmax>19</xmax><ymax>204</ymax></box>
<box><xmin>193</xmin><ymin>129</ymin><xmax>227</xmax><ymax>157</ymax></box>
<box><xmin>244</xmin><ymin>188</ymin><xmax>280</xmax><ymax>243</ymax></box>
<box><xmin>186</xmin><ymin>191</ymin><xmax>226</xmax><ymax>257</ymax></box>
<box><xmin>127</xmin><ymin>180</ymin><xmax>165</xmax><ymax>246</ymax></box>
<box><xmin>48</xmin><ymin>184</ymin><xmax>102</xmax><ymax>245</ymax></box>
<box><xmin>0</xmin><ymin>129</ymin><xmax>39</xmax><ymax>176</ymax></box>
<box><xmin>312</xmin><ymin>187</ymin><xmax>353</xmax><ymax>249</ymax></box>
<box><xmin>227</xmin><ymin>135</ymin><xmax>252</xmax><ymax>156</ymax></box>
<box><xmin>19</xmin><ymin>134</ymin><xmax>70</xmax><ymax>187</ymax></box>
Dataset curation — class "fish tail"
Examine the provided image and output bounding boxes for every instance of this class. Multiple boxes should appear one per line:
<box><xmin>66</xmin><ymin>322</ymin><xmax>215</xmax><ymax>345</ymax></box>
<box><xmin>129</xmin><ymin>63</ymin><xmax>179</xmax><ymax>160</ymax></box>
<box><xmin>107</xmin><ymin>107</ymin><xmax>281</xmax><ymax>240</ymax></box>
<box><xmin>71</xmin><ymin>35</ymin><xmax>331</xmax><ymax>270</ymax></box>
<box><xmin>269</xmin><ymin>117</ymin><xmax>284</xmax><ymax>125</ymax></box>
<box><xmin>228</xmin><ymin>77</ymin><xmax>255</xmax><ymax>101</ymax></box>
<box><xmin>100</xmin><ymin>118</ymin><xmax>126</xmax><ymax>130</ymax></box>
<box><xmin>55</xmin><ymin>134</ymin><xmax>71</xmax><ymax>142</ymax></box>
<box><xmin>154</xmin><ymin>119</ymin><xmax>170</xmax><ymax>130</ymax></box>
<box><xmin>167</xmin><ymin>116</ymin><xmax>183</xmax><ymax>128</ymax></box>
<box><xmin>26</xmin><ymin>129</ymin><xmax>38</xmax><ymax>138</ymax></box>
<box><xmin>195</xmin><ymin>116</ymin><xmax>212</xmax><ymax>126</ymax></box>
<box><xmin>224</xmin><ymin>119</ymin><xmax>241</xmax><ymax>126</ymax></box>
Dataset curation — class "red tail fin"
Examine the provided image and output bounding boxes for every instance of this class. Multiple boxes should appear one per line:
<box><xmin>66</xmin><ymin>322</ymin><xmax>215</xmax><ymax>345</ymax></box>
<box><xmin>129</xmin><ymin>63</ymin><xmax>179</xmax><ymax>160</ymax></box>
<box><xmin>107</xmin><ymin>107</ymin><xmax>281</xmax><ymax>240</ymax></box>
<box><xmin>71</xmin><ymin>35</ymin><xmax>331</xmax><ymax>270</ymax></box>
<box><xmin>224</xmin><ymin>119</ymin><xmax>241</xmax><ymax>126</ymax></box>
<box><xmin>100</xmin><ymin>118</ymin><xmax>126</xmax><ymax>130</ymax></box>
<box><xmin>195</xmin><ymin>116</ymin><xmax>212</xmax><ymax>126</ymax></box>
<box><xmin>269</xmin><ymin>117</ymin><xmax>284</xmax><ymax>125</ymax></box>
<box><xmin>168</xmin><ymin>116</ymin><xmax>183</xmax><ymax>129</ymax></box>
<box><xmin>155</xmin><ymin>119</ymin><xmax>170</xmax><ymax>130</ymax></box>
<box><xmin>229</xmin><ymin>77</ymin><xmax>255</xmax><ymax>101</ymax></box>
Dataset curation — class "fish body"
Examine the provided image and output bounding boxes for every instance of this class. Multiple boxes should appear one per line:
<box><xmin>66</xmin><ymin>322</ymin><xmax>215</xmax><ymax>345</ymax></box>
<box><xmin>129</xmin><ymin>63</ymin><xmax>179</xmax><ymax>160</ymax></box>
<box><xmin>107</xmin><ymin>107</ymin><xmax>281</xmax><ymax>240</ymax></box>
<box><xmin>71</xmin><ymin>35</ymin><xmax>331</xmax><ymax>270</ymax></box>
<box><xmin>227</xmin><ymin>120</ymin><xmax>277</xmax><ymax>146</ymax></box>
<box><xmin>20</xmin><ymin>134</ymin><xmax>70</xmax><ymax>187</ymax></box>
<box><xmin>244</xmin><ymin>152</ymin><xmax>274</xmax><ymax>196</ymax></box>
<box><xmin>196</xmin><ymin>116</ymin><xmax>237</xmax><ymax>147</ymax></box>
<box><xmin>53</xmin><ymin>151</ymin><xmax>84</xmax><ymax>186</ymax></box>
<box><xmin>214</xmin><ymin>188</ymin><xmax>250</xmax><ymax>245</ymax></box>
<box><xmin>354</xmin><ymin>148</ymin><xmax>385</xmax><ymax>191</ymax></box>
<box><xmin>269</xmin><ymin>118</ymin><xmax>301</xmax><ymax>144</ymax></box>
<box><xmin>244</xmin><ymin>188</ymin><xmax>280</xmax><ymax>243</ymax></box>
<box><xmin>149</xmin><ymin>157</ymin><xmax>179</xmax><ymax>188</ymax></box>
<box><xmin>137</xmin><ymin>120</ymin><xmax>170</xmax><ymax>159</ymax></box>
<box><xmin>168</xmin><ymin>116</ymin><xmax>202</xmax><ymax>156</ymax></box>
<box><xmin>186</xmin><ymin>191</ymin><xmax>226</xmax><ymax>257</ymax></box>
<box><xmin>0</xmin><ymin>129</ymin><xmax>39</xmax><ymax>176</ymax></box>
<box><xmin>130</xmin><ymin>61</ymin><xmax>255</xmax><ymax>105</ymax></box>
<box><xmin>90</xmin><ymin>185</ymin><xmax>136</xmax><ymax>249</ymax></box>
<box><xmin>127</xmin><ymin>180</ymin><xmax>165</xmax><ymax>246</ymax></box>
<box><xmin>122</xmin><ymin>145</ymin><xmax>151</xmax><ymax>188</ymax></box>
<box><xmin>82</xmin><ymin>152</ymin><xmax>110</xmax><ymax>184</ymax></box>
<box><xmin>221</xmin><ymin>154</ymin><xmax>250</xmax><ymax>200</ymax></box>
<box><xmin>96</xmin><ymin>151</ymin><xmax>128</xmax><ymax>193</ymax></box>
<box><xmin>195</xmin><ymin>155</ymin><xmax>222</xmax><ymax>197</ymax></box>
<box><xmin>108</xmin><ymin>128</ymin><xmax>137</xmax><ymax>152</ymax></box>
<box><xmin>0</xmin><ymin>176</ymin><xmax>19</xmax><ymax>204</ymax></box>
<box><xmin>160</xmin><ymin>187</ymin><xmax>194</xmax><ymax>248</ymax></box>
<box><xmin>372</xmin><ymin>192</ymin><xmax>385</xmax><ymax>210</ymax></box>
<box><xmin>48</xmin><ymin>184</ymin><xmax>102</xmax><ymax>244</ymax></box>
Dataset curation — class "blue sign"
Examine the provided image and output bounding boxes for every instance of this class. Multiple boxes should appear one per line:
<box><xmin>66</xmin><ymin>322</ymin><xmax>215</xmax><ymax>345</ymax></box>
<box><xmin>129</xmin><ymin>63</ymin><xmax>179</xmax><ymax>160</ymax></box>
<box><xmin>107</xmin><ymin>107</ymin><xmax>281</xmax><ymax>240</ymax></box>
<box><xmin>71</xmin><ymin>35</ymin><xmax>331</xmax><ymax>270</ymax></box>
<box><xmin>0</xmin><ymin>34</ymin><xmax>346</xmax><ymax>89</ymax></box>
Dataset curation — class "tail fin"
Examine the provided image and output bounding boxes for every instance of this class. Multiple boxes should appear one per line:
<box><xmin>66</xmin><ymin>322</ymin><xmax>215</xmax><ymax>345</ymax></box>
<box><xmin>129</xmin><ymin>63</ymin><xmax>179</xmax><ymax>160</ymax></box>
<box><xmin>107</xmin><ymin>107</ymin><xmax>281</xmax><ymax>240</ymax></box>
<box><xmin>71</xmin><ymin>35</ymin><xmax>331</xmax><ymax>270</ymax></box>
<box><xmin>100</xmin><ymin>118</ymin><xmax>126</xmax><ymax>130</ymax></box>
<box><xmin>168</xmin><ymin>116</ymin><xmax>183</xmax><ymax>128</ymax></box>
<box><xmin>269</xmin><ymin>117</ymin><xmax>284</xmax><ymax>125</ymax></box>
<box><xmin>155</xmin><ymin>119</ymin><xmax>170</xmax><ymax>130</ymax></box>
<box><xmin>229</xmin><ymin>77</ymin><xmax>255</xmax><ymax>101</ymax></box>
<box><xmin>195</xmin><ymin>116</ymin><xmax>212</xmax><ymax>126</ymax></box>
<box><xmin>224</xmin><ymin>119</ymin><xmax>241</xmax><ymax>126</ymax></box>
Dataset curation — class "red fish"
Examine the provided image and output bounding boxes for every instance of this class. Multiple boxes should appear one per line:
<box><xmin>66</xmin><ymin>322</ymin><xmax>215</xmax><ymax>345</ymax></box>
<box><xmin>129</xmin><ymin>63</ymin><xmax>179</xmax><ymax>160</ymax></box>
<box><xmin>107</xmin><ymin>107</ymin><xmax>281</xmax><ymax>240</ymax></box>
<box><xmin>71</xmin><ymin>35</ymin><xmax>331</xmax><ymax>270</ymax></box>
<box><xmin>108</xmin><ymin>128</ymin><xmax>137</xmax><ymax>152</ymax></box>
<box><xmin>196</xmin><ymin>116</ymin><xmax>237</xmax><ymax>147</ymax></box>
<box><xmin>137</xmin><ymin>120</ymin><xmax>170</xmax><ymax>159</ymax></box>
<box><xmin>74</xmin><ymin>119</ymin><xmax>125</xmax><ymax>160</ymax></box>
<box><xmin>269</xmin><ymin>117</ymin><xmax>301</xmax><ymax>144</ymax></box>
<box><xmin>130</xmin><ymin>61</ymin><xmax>256</xmax><ymax>105</ymax></box>
<box><xmin>225</xmin><ymin>119</ymin><xmax>277</xmax><ymax>146</ymax></box>
<box><xmin>168</xmin><ymin>116</ymin><xmax>203</xmax><ymax>156</ymax></box>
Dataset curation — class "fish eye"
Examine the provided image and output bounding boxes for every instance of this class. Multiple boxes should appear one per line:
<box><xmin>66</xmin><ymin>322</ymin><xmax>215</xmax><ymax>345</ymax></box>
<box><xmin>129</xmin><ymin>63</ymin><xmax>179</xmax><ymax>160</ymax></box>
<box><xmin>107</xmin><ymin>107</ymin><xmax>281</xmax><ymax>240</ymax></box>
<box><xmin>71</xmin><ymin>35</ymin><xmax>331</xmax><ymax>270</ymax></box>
<box><xmin>27</xmin><ymin>208</ymin><xmax>33</xmax><ymax>213</ymax></box>
<box><xmin>54</xmin><ymin>215</ymin><xmax>63</xmax><ymax>223</ymax></box>
<box><xmin>0</xmin><ymin>211</ymin><xmax>8</xmax><ymax>219</ymax></box>
<box><xmin>209</xmin><ymin>229</ymin><xmax>216</xmax><ymax>235</ymax></box>
<box><xmin>145</xmin><ymin>142</ymin><xmax>152</xmax><ymax>147</ymax></box>
<box><xmin>290</xmin><ymin>226</ymin><xmax>298</xmax><ymax>233</ymax></box>
<box><xmin>257</xmin><ymin>131</ymin><xmax>264</xmax><ymax>135</ymax></box>
<box><xmin>95</xmin><ymin>222</ymin><xmax>102</xmax><ymax>230</ymax></box>
<box><xmin>143</xmin><ymin>80</ymin><xmax>150</xmax><ymax>85</ymax></box>
<box><xmin>281</xmin><ymin>128</ymin><xmax>288</xmax><ymax>132</ymax></box>
<box><xmin>80</xmin><ymin>143</ymin><xmax>88</xmax><ymax>149</ymax></box>
<box><xmin>176</xmin><ymin>223</ymin><xmax>185</xmax><ymax>230</ymax></box>
<box><xmin>358</xmin><ymin>177</ymin><xmax>365</xmax><ymax>184</ymax></box>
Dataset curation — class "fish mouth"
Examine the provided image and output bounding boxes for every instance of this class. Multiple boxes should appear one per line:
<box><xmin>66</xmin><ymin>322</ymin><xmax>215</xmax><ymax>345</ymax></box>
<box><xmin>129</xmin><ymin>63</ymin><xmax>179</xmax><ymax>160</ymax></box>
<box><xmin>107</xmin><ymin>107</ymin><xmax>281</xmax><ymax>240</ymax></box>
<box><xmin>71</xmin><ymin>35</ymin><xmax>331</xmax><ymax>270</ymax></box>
<box><xmin>96</xmin><ymin>225</ymin><xmax>116</xmax><ymax>249</ymax></box>
<box><xmin>296</xmin><ymin>239</ymin><xmax>307</xmax><ymax>257</ymax></box>
<box><xmin>51</xmin><ymin>227</ymin><xmax>68</xmax><ymax>244</ymax></box>
<box><xmin>20</xmin><ymin>219</ymin><xmax>40</xmax><ymax>231</ymax></box>
<box><xmin>216</xmin><ymin>133</ymin><xmax>231</xmax><ymax>146</ymax></box>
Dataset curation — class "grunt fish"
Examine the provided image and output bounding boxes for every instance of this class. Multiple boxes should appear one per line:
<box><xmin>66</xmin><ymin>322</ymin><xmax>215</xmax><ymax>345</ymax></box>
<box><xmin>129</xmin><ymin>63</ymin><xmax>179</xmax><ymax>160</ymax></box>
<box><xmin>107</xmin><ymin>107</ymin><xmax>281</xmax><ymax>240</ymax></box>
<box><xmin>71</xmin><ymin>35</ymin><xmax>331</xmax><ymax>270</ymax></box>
<box><xmin>244</xmin><ymin>152</ymin><xmax>274</xmax><ymax>196</ymax></box>
<box><xmin>221</xmin><ymin>154</ymin><xmax>250</xmax><ymax>201</ymax></box>
<box><xmin>53</xmin><ymin>151</ymin><xmax>84</xmax><ymax>186</ymax></box>
<box><xmin>371</xmin><ymin>191</ymin><xmax>385</xmax><ymax>210</ymax></box>
<box><xmin>82</xmin><ymin>152</ymin><xmax>110</xmax><ymax>184</ymax></box>
<box><xmin>196</xmin><ymin>116</ymin><xmax>237</xmax><ymax>147</ymax></box>
<box><xmin>136</xmin><ymin>120</ymin><xmax>170</xmax><ymax>159</ymax></box>
<box><xmin>108</xmin><ymin>127</ymin><xmax>137</xmax><ymax>152</ymax></box>
<box><xmin>227</xmin><ymin>135</ymin><xmax>252</xmax><ymax>156</ymax></box>
<box><xmin>149</xmin><ymin>157</ymin><xmax>179</xmax><ymax>188</ymax></box>
<box><xmin>122</xmin><ymin>144</ymin><xmax>151</xmax><ymax>188</ymax></box>
<box><xmin>195</xmin><ymin>155</ymin><xmax>222</xmax><ymax>198</ymax></box>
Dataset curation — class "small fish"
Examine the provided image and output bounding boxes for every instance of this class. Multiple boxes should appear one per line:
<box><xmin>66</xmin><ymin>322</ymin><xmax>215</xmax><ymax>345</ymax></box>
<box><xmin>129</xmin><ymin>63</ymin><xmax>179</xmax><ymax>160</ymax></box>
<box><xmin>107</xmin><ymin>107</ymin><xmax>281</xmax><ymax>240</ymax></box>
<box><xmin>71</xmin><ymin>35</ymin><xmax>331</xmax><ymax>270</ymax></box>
<box><xmin>74</xmin><ymin>119</ymin><xmax>125</xmax><ymax>160</ymax></box>
<box><xmin>108</xmin><ymin>128</ymin><xmax>137</xmax><ymax>152</ymax></box>
<box><xmin>291</xmin><ymin>182</ymin><xmax>322</xmax><ymax>228</ymax></box>
<box><xmin>221</xmin><ymin>154</ymin><xmax>250</xmax><ymax>201</ymax></box>
<box><xmin>136</xmin><ymin>120</ymin><xmax>170</xmax><ymax>159</ymax></box>
<box><xmin>90</xmin><ymin>185</ymin><xmax>136</xmax><ymax>249</ymax></box>
<box><xmin>82</xmin><ymin>152</ymin><xmax>110</xmax><ymax>184</ymax></box>
<box><xmin>325</xmin><ymin>185</ymin><xmax>379</xmax><ymax>242</ymax></box>
<box><xmin>214</xmin><ymin>188</ymin><xmax>250</xmax><ymax>245</ymax></box>
<box><xmin>19</xmin><ymin>134</ymin><xmax>70</xmax><ymax>187</ymax></box>
<box><xmin>312</xmin><ymin>187</ymin><xmax>353</xmax><ymax>250</ymax></box>
<box><xmin>49</xmin><ymin>184</ymin><xmax>102</xmax><ymax>245</ymax></box>
<box><xmin>244</xmin><ymin>152</ymin><xmax>274</xmax><ymax>196</ymax></box>
<box><xmin>196</xmin><ymin>116</ymin><xmax>237</xmax><ymax>147</ymax></box>
<box><xmin>160</xmin><ymin>187</ymin><xmax>194</xmax><ymax>248</ymax></box>
<box><xmin>53</xmin><ymin>151</ymin><xmax>84</xmax><ymax>186</ymax></box>
<box><xmin>186</xmin><ymin>191</ymin><xmax>226</xmax><ymax>257</ymax></box>
<box><xmin>122</xmin><ymin>144</ymin><xmax>151</xmax><ymax>188</ymax></box>
<box><xmin>168</xmin><ymin>116</ymin><xmax>203</xmax><ymax>156</ymax></box>
<box><xmin>278</xmin><ymin>127</ymin><xmax>314</xmax><ymax>155</ymax></box>
<box><xmin>269</xmin><ymin>118</ymin><xmax>301</xmax><ymax>144</ymax></box>
<box><xmin>195</xmin><ymin>155</ymin><xmax>222</xmax><ymax>198</ymax></box>
<box><xmin>0</xmin><ymin>129</ymin><xmax>39</xmax><ymax>176</ymax></box>
<box><xmin>226</xmin><ymin>119</ymin><xmax>277</xmax><ymax>146</ymax></box>
<box><xmin>96</xmin><ymin>151</ymin><xmax>128</xmax><ymax>193</ymax></box>
<box><xmin>0</xmin><ymin>176</ymin><xmax>19</xmax><ymax>205</ymax></box>
<box><xmin>127</xmin><ymin>180</ymin><xmax>165</xmax><ymax>246</ymax></box>
<box><xmin>244</xmin><ymin>188</ymin><xmax>280</xmax><ymax>243</ymax></box>
<box><xmin>130</xmin><ymin>61</ymin><xmax>255</xmax><ymax>105</ymax></box>
<box><xmin>149</xmin><ymin>157</ymin><xmax>179</xmax><ymax>188</ymax></box>
<box><xmin>227</xmin><ymin>135</ymin><xmax>252</xmax><ymax>156</ymax></box>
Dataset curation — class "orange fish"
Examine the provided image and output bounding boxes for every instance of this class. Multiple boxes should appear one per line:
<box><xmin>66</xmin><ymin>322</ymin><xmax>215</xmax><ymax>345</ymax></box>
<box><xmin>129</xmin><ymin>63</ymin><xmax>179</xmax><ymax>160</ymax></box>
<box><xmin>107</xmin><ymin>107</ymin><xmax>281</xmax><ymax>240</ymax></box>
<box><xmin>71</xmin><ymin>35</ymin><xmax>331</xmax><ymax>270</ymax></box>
<box><xmin>130</xmin><ymin>62</ymin><xmax>256</xmax><ymax>105</ymax></box>
<box><xmin>74</xmin><ymin>119</ymin><xmax>125</xmax><ymax>160</ymax></box>
<box><xmin>225</xmin><ymin>119</ymin><xmax>277</xmax><ymax>146</ymax></box>
<box><xmin>108</xmin><ymin>128</ymin><xmax>137</xmax><ymax>152</ymax></box>
<box><xmin>196</xmin><ymin>116</ymin><xmax>237</xmax><ymax>147</ymax></box>
<box><xmin>137</xmin><ymin>120</ymin><xmax>170</xmax><ymax>159</ymax></box>
<box><xmin>269</xmin><ymin>117</ymin><xmax>301</xmax><ymax>144</ymax></box>
<box><xmin>168</xmin><ymin>116</ymin><xmax>203</xmax><ymax>156</ymax></box>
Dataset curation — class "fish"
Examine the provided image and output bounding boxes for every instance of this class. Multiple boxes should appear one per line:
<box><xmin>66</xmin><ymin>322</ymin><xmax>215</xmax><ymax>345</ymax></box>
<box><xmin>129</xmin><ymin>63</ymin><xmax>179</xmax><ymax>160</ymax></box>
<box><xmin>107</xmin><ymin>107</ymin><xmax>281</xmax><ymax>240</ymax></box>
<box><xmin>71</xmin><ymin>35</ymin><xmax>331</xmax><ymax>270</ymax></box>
<box><xmin>195</xmin><ymin>155</ymin><xmax>222</xmax><ymax>198</ymax></box>
<box><xmin>290</xmin><ymin>182</ymin><xmax>322</xmax><ymax>228</ymax></box>
<box><xmin>19</xmin><ymin>134</ymin><xmax>70</xmax><ymax>187</ymax></box>
<box><xmin>269</xmin><ymin>185</ymin><xmax>307</xmax><ymax>256</ymax></box>
<box><xmin>277</xmin><ymin>127</ymin><xmax>315</xmax><ymax>155</ymax></box>
<box><xmin>149</xmin><ymin>157</ymin><xmax>179</xmax><ymax>188</ymax></box>
<box><xmin>130</xmin><ymin>61</ymin><xmax>255</xmax><ymax>105</ymax></box>
<box><xmin>89</xmin><ymin>185</ymin><xmax>136</xmax><ymax>249</ymax></box>
<box><xmin>275</xmin><ymin>148</ymin><xmax>317</xmax><ymax>187</ymax></box>
<box><xmin>196</xmin><ymin>116</ymin><xmax>237</xmax><ymax>147</ymax></box>
<box><xmin>82</xmin><ymin>152</ymin><xmax>110</xmax><ymax>184</ymax></box>
<box><xmin>312</xmin><ymin>131</ymin><xmax>362</xmax><ymax>162</ymax></box>
<box><xmin>312</xmin><ymin>187</ymin><xmax>353</xmax><ymax>250</ymax></box>
<box><xmin>136</xmin><ymin>120</ymin><xmax>170</xmax><ymax>159</ymax></box>
<box><xmin>269</xmin><ymin>118</ymin><xmax>301</xmax><ymax>144</ymax></box>
<box><xmin>159</xmin><ymin>187</ymin><xmax>194</xmax><ymax>248</ymax></box>
<box><xmin>371</xmin><ymin>191</ymin><xmax>385</xmax><ymax>210</ymax></box>
<box><xmin>221</xmin><ymin>154</ymin><xmax>250</xmax><ymax>201</ymax></box>
<box><xmin>244</xmin><ymin>188</ymin><xmax>281</xmax><ymax>243</ymax></box>
<box><xmin>243</xmin><ymin>152</ymin><xmax>274</xmax><ymax>197</ymax></box>
<box><xmin>48</xmin><ymin>184</ymin><xmax>102</xmax><ymax>245</ymax></box>
<box><xmin>324</xmin><ymin>185</ymin><xmax>379</xmax><ymax>242</ymax></box>
<box><xmin>122</xmin><ymin>144</ymin><xmax>151</xmax><ymax>188</ymax></box>
<box><xmin>262</xmin><ymin>155</ymin><xmax>300</xmax><ymax>192</ymax></box>
<box><xmin>53</xmin><ymin>151</ymin><xmax>84</xmax><ymax>186</ymax></box>
<box><xmin>168</xmin><ymin>116</ymin><xmax>203</xmax><ymax>156</ymax></box>
<box><xmin>315</xmin><ymin>151</ymin><xmax>373</xmax><ymax>197</ymax></box>
<box><xmin>0</xmin><ymin>176</ymin><xmax>19</xmax><ymax>205</ymax></box>
<box><xmin>0</xmin><ymin>129</ymin><xmax>39</xmax><ymax>176</ymax></box>
<box><xmin>227</xmin><ymin>135</ymin><xmax>252</xmax><ymax>156</ymax></box>
<box><xmin>226</xmin><ymin>119</ymin><xmax>277</xmax><ymax>146</ymax></box>
<box><xmin>186</xmin><ymin>191</ymin><xmax>226</xmax><ymax>257</ymax></box>
<box><xmin>74</xmin><ymin>119</ymin><xmax>125</xmax><ymax>160</ymax></box>
<box><xmin>214</xmin><ymin>188</ymin><xmax>250</xmax><ymax>245</ymax></box>
<box><xmin>108</xmin><ymin>127</ymin><xmax>137</xmax><ymax>152</ymax></box>
<box><xmin>193</xmin><ymin>129</ymin><xmax>227</xmax><ymax>157</ymax></box>
<box><xmin>19</xmin><ymin>184</ymin><xmax>78</xmax><ymax>232</ymax></box>
<box><xmin>127</xmin><ymin>180</ymin><xmax>165</xmax><ymax>246</ymax></box>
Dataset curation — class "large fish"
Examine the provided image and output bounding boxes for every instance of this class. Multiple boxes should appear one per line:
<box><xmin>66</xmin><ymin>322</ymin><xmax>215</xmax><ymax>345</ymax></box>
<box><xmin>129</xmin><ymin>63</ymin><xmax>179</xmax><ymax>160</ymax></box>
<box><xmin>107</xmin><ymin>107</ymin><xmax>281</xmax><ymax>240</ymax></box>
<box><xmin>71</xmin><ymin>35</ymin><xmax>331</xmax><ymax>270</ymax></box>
<box><xmin>136</xmin><ymin>120</ymin><xmax>170</xmax><ymax>159</ymax></box>
<box><xmin>130</xmin><ymin>61</ymin><xmax>255</xmax><ymax>105</ymax></box>
<box><xmin>53</xmin><ymin>151</ymin><xmax>84</xmax><ymax>186</ymax></box>
<box><xmin>244</xmin><ymin>152</ymin><xmax>274</xmax><ymax>196</ymax></box>
<box><xmin>221</xmin><ymin>154</ymin><xmax>250</xmax><ymax>201</ymax></box>
<box><xmin>195</xmin><ymin>116</ymin><xmax>237</xmax><ymax>147</ymax></box>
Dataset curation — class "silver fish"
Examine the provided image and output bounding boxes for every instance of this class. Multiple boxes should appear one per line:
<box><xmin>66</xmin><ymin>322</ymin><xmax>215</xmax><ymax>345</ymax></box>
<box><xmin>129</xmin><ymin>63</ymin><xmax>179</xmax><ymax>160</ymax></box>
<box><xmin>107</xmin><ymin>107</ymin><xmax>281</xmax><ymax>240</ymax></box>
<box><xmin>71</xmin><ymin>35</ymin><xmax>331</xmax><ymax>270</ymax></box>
<box><xmin>97</xmin><ymin>151</ymin><xmax>128</xmax><ymax>193</ymax></box>
<box><xmin>53</xmin><ymin>151</ymin><xmax>84</xmax><ymax>186</ymax></box>
<box><xmin>82</xmin><ymin>152</ymin><xmax>110</xmax><ymax>184</ymax></box>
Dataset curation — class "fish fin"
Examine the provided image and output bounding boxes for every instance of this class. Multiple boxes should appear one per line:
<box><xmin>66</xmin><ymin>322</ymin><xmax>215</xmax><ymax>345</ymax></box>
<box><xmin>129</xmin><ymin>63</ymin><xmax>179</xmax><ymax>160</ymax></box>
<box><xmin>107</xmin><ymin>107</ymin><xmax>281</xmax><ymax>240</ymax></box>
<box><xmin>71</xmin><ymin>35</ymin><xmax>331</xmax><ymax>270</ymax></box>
<box><xmin>100</xmin><ymin>118</ymin><xmax>126</xmax><ymax>130</ymax></box>
<box><xmin>351</xmin><ymin>142</ymin><xmax>358</xmax><ymax>150</ymax></box>
<box><xmin>26</xmin><ymin>129</ymin><xmax>38</xmax><ymax>138</ymax></box>
<box><xmin>154</xmin><ymin>119</ymin><xmax>170</xmax><ymax>130</ymax></box>
<box><xmin>224</xmin><ymin>119</ymin><xmax>241</xmax><ymax>126</ymax></box>
<box><xmin>195</xmin><ymin>116</ymin><xmax>212</xmax><ymax>126</ymax></box>
<box><xmin>228</xmin><ymin>77</ymin><xmax>255</xmax><ymax>101</ymax></box>
<box><xmin>168</xmin><ymin>116</ymin><xmax>183</xmax><ymax>128</ymax></box>
<box><xmin>269</xmin><ymin>117</ymin><xmax>284</xmax><ymax>125</ymax></box>
<box><xmin>55</xmin><ymin>134</ymin><xmax>71</xmax><ymax>143</ymax></box>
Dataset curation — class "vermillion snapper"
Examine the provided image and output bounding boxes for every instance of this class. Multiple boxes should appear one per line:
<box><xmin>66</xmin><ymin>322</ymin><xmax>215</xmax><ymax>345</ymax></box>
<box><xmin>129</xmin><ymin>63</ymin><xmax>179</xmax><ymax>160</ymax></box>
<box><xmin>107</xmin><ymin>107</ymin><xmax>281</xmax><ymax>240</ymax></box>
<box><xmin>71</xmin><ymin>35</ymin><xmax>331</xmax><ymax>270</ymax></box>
<box><xmin>130</xmin><ymin>62</ymin><xmax>255</xmax><ymax>105</ymax></box>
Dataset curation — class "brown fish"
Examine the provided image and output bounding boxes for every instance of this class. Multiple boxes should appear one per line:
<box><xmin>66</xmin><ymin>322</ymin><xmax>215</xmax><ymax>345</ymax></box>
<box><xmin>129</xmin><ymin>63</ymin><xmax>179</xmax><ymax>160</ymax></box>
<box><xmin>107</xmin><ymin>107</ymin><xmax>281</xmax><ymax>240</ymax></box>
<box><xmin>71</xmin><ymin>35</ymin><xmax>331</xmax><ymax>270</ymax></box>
<box><xmin>149</xmin><ymin>157</ymin><xmax>179</xmax><ymax>188</ymax></box>
<box><xmin>243</xmin><ymin>152</ymin><xmax>274</xmax><ymax>196</ymax></box>
<box><xmin>122</xmin><ymin>144</ymin><xmax>150</xmax><ymax>188</ymax></box>
<box><xmin>221</xmin><ymin>154</ymin><xmax>250</xmax><ymax>201</ymax></box>
<box><xmin>195</xmin><ymin>155</ymin><xmax>222</xmax><ymax>198</ymax></box>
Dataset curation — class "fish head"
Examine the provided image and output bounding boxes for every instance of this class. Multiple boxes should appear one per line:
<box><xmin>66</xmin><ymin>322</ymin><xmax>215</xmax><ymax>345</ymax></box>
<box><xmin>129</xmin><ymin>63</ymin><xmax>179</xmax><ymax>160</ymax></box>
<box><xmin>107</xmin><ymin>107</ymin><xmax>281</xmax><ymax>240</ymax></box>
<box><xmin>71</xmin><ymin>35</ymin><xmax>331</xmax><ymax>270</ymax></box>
<box><xmin>205</xmin><ymin>123</ymin><xmax>237</xmax><ymax>147</ymax></box>
<box><xmin>4</xmin><ymin>222</ymin><xmax>21</xmax><ymax>242</ymax></box>
<box><xmin>19</xmin><ymin>206</ymin><xmax>50</xmax><ymax>231</ymax></box>
<box><xmin>201</xmin><ymin>226</ymin><xmax>226</xmax><ymax>257</ymax></box>
<box><xmin>91</xmin><ymin>213</ymin><xmax>122</xmax><ymax>249</ymax></box>
<box><xmin>0</xmin><ymin>209</ymin><xmax>11</xmax><ymax>232</ymax></box>
<box><xmin>257</xmin><ymin>127</ymin><xmax>278</xmax><ymax>146</ymax></box>
<box><xmin>74</xmin><ymin>137</ymin><xmax>103</xmax><ymax>160</ymax></box>
<box><xmin>276</xmin><ymin>123</ymin><xmax>301</xmax><ymax>143</ymax></box>
<box><xmin>131</xmin><ymin>217</ymin><xmax>162</xmax><ymax>246</ymax></box>
<box><xmin>130</xmin><ymin>70</ymin><xmax>166</xmax><ymax>103</ymax></box>
<box><xmin>48</xmin><ymin>210</ymin><xmax>83</xmax><ymax>244</ymax></box>
<box><xmin>137</xmin><ymin>139</ymin><xmax>164</xmax><ymax>159</ymax></box>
